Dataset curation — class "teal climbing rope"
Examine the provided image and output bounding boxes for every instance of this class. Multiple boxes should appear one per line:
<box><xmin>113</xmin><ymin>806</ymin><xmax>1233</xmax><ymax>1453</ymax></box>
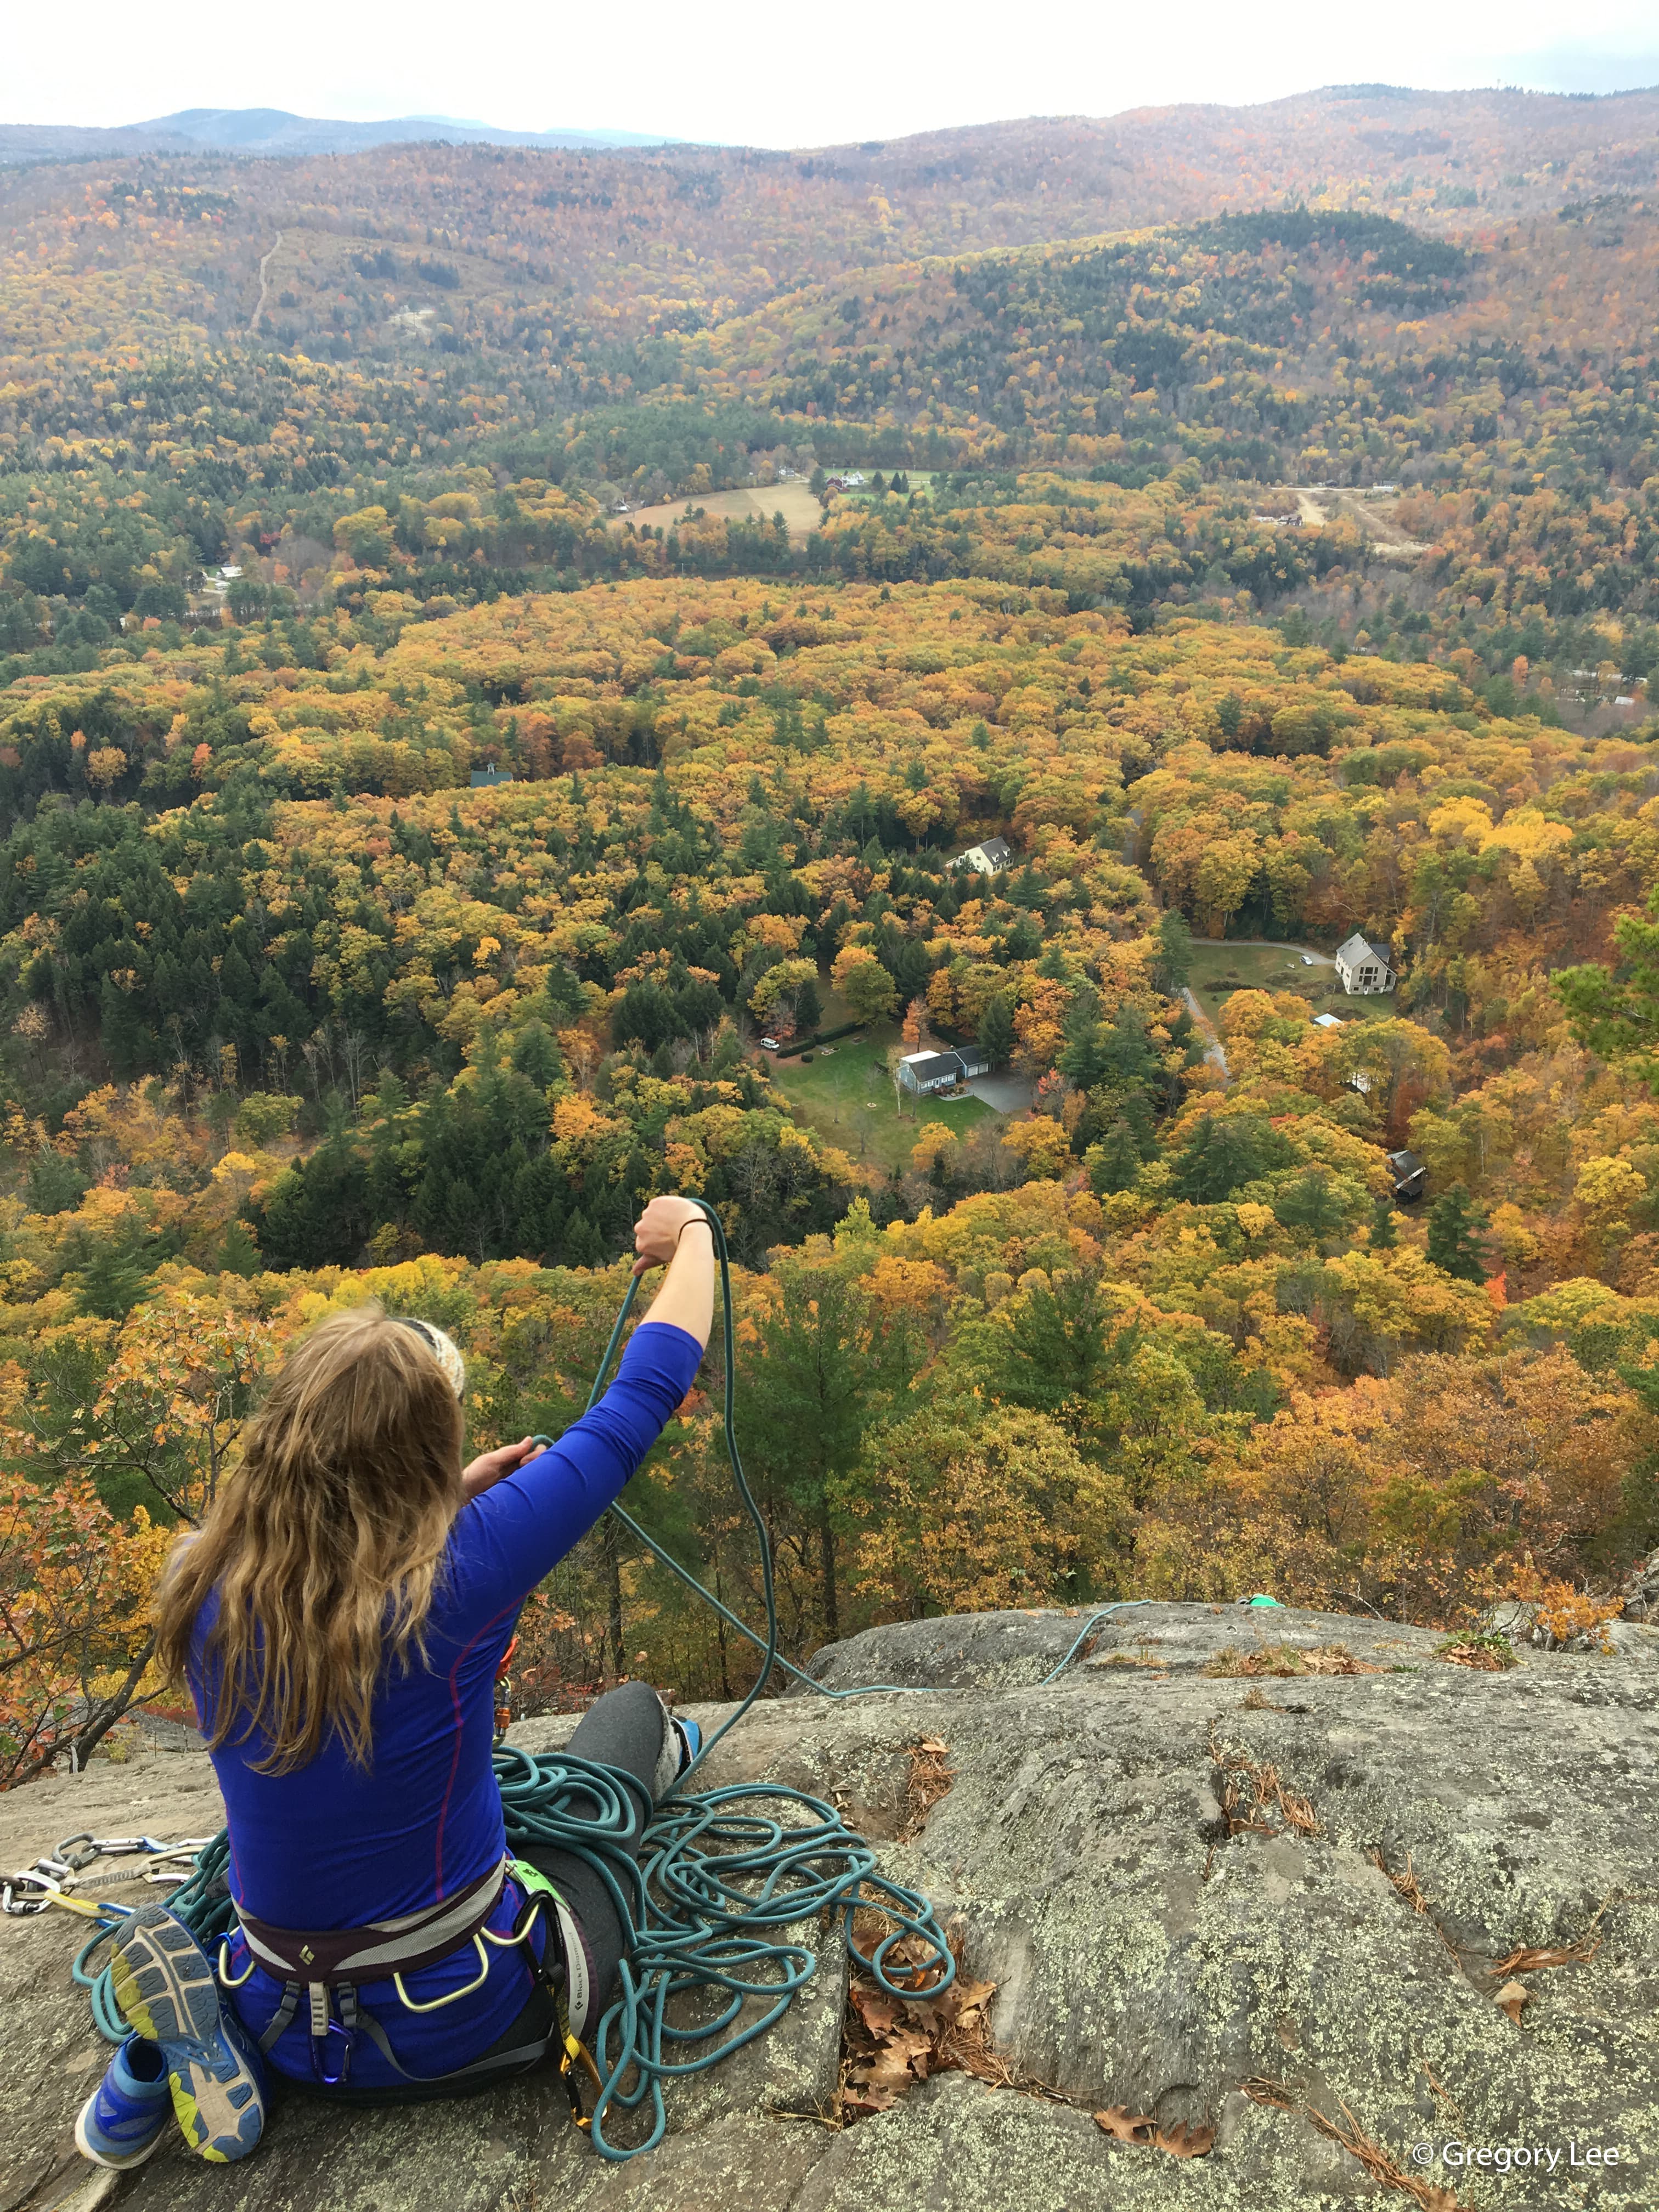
<box><xmin>580</xmin><ymin>1199</ymin><xmax>1152</xmax><ymax>1720</ymax></box>
<box><xmin>77</xmin><ymin>1752</ymin><xmax>942</xmax><ymax>2160</ymax></box>
<box><xmin>74</xmin><ymin>1197</ymin><xmax>1139</xmax><ymax>2160</ymax></box>
<box><xmin>494</xmin><ymin>1746</ymin><xmax>945</xmax><ymax>2155</ymax></box>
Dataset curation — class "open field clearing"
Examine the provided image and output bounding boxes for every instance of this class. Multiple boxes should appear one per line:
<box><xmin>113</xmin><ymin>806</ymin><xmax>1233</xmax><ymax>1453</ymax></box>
<box><xmin>1186</xmin><ymin>941</ymin><xmax>1396</xmax><ymax>1031</ymax></box>
<box><xmin>768</xmin><ymin>1034</ymin><xmax>999</xmax><ymax>1173</ymax></box>
<box><xmin>1266</xmin><ymin>484</ymin><xmax>1430</xmax><ymax>560</ymax></box>
<box><xmin>610</xmin><ymin>483</ymin><xmax>825</xmax><ymax>543</ymax></box>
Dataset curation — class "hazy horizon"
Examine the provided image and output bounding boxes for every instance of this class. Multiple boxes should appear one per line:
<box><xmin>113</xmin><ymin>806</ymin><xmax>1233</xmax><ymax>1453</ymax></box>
<box><xmin>5</xmin><ymin>2</ymin><xmax>1657</xmax><ymax>153</ymax></box>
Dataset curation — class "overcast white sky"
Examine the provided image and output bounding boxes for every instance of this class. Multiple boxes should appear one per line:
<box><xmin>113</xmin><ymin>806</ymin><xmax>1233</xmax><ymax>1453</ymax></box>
<box><xmin>8</xmin><ymin>1</ymin><xmax>1657</xmax><ymax>146</ymax></box>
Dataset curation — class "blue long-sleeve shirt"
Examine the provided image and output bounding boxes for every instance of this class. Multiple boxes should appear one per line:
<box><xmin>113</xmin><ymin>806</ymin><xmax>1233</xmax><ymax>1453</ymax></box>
<box><xmin>188</xmin><ymin>1319</ymin><xmax>703</xmax><ymax>2086</ymax></box>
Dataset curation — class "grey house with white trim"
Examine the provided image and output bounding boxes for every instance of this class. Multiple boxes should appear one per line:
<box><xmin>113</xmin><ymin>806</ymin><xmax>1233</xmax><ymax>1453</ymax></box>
<box><xmin>898</xmin><ymin>1046</ymin><xmax>991</xmax><ymax>1096</ymax></box>
<box><xmin>1386</xmin><ymin>1149</ymin><xmax>1427</xmax><ymax>1202</ymax></box>
<box><xmin>1334</xmin><ymin>932</ymin><xmax>1396</xmax><ymax>995</ymax></box>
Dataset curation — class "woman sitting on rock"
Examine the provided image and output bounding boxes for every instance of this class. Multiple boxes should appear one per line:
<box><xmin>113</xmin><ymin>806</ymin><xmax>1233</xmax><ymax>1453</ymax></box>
<box><xmin>76</xmin><ymin>1195</ymin><xmax>713</xmax><ymax>2170</ymax></box>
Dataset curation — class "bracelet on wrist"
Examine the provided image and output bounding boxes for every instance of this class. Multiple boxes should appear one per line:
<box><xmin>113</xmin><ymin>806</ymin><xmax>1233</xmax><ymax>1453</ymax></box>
<box><xmin>675</xmin><ymin>1217</ymin><xmax>713</xmax><ymax>1246</ymax></box>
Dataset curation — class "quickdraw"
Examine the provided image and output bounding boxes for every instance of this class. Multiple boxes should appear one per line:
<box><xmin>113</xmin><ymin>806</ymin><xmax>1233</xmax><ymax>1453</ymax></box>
<box><xmin>3</xmin><ymin>1834</ymin><xmax>210</xmax><ymax>1918</ymax></box>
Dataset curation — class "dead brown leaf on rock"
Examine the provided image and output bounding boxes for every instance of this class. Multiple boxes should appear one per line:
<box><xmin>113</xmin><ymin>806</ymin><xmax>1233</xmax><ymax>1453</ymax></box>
<box><xmin>840</xmin><ymin>1926</ymin><xmax>1081</xmax><ymax>2125</ymax></box>
<box><xmin>848</xmin><ymin>1984</ymin><xmax>902</xmax><ymax>2041</ymax></box>
<box><xmin>1094</xmin><ymin>2106</ymin><xmax>1159</xmax><ymax>2145</ymax></box>
<box><xmin>1092</xmin><ymin>2108</ymin><xmax>1214</xmax><ymax>2158</ymax></box>
<box><xmin>1493</xmin><ymin>1978</ymin><xmax>1530</xmax><ymax>2024</ymax></box>
<box><xmin>1156</xmin><ymin>2120</ymin><xmax>1216</xmax><ymax>2158</ymax></box>
<box><xmin>1205</xmin><ymin>1641</ymin><xmax>1380</xmax><ymax>1679</ymax></box>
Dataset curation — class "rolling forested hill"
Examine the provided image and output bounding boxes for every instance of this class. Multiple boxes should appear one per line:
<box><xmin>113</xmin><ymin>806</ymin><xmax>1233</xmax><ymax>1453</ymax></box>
<box><xmin>4</xmin><ymin>87</ymin><xmax>1659</xmax><ymax>1777</ymax></box>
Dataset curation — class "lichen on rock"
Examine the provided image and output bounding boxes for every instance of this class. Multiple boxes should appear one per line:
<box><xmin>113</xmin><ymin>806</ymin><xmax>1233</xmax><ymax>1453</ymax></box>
<box><xmin>2</xmin><ymin>1599</ymin><xmax>1655</xmax><ymax>2209</ymax></box>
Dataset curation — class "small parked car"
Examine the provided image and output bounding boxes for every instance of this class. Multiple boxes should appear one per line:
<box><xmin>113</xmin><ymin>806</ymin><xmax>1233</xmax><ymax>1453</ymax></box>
<box><xmin>760</xmin><ymin>1036</ymin><xmax>781</xmax><ymax>1052</ymax></box>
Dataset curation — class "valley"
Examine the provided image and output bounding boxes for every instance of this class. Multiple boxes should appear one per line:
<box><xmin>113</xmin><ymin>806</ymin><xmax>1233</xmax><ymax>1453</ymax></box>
<box><xmin>1</xmin><ymin>79</ymin><xmax>1657</xmax><ymax>1774</ymax></box>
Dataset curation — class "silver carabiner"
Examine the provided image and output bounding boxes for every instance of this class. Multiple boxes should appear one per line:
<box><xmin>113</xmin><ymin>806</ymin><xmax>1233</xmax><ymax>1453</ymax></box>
<box><xmin>2</xmin><ymin>1868</ymin><xmax>61</xmax><ymax>1916</ymax></box>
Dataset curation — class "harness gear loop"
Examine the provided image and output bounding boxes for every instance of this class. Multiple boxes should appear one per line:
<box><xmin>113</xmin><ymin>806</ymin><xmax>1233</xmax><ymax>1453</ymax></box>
<box><xmin>217</xmin><ymin>1937</ymin><xmax>257</xmax><ymax>1989</ymax></box>
<box><xmin>391</xmin><ymin>1935</ymin><xmax>493</xmax><ymax>2013</ymax></box>
<box><xmin>221</xmin><ymin>1859</ymin><xmax>586</xmax><ymax>2091</ymax></box>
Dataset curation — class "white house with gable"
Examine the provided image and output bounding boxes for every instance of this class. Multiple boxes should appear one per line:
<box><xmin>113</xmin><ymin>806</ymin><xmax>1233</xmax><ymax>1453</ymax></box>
<box><xmin>1334</xmin><ymin>933</ymin><xmax>1396</xmax><ymax>995</ymax></box>
<box><xmin>955</xmin><ymin>836</ymin><xmax>1013</xmax><ymax>878</ymax></box>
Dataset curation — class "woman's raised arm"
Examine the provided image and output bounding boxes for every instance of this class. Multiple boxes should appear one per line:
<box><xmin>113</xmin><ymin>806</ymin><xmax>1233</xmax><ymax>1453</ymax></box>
<box><xmin>631</xmin><ymin>1194</ymin><xmax>715</xmax><ymax>1348</ymax></box>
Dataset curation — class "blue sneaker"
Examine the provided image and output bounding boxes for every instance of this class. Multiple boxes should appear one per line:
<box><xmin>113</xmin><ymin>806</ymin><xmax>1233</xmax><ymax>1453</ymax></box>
<box><xmin>75</xmin><ymin>2034</ymin><xmax>170</xmax><ymax>2169</ymax></box>
<box><xmin>109</xmin><ymin>1905</ymin><xmax>266</xmax><ymax>2163</ymax></box>
<box><xmin>675</xmin><ymin>1715</ymin><xmax>702</xmax><ymax>1769</ymax></box>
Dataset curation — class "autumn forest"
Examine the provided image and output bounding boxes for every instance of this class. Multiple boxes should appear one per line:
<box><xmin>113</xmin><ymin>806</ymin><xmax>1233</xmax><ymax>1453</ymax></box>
<box><xmin>5</xmin><ymin>83</ymin><xmax>1659</xmax><ymax>1776</ymax></box>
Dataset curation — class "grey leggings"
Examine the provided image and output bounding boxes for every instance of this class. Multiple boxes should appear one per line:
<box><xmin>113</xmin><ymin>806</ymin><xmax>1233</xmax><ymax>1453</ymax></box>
<box><xmin>516</xmin><ymin>1679</ymin><xmax>668</xmax><ymax>2027</ymax></box>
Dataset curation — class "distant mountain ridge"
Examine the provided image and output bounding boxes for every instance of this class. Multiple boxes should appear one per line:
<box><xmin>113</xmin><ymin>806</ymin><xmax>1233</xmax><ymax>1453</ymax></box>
<box><xmin>0</xmin><ymin>106</ymin><xmax>684</xmax><ymax>163</ymax></box>
<box><xmin>4</xmin><ymin>84</ymin><xmax>1659</xmax><ymax>172</ymax></box>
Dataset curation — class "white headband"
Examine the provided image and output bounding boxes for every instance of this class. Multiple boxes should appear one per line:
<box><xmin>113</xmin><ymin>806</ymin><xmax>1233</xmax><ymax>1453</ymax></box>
<box><xmin>398</xmin><ymin>1317</ymin><xmax>467</xmax><ymax>1401</ymax></box>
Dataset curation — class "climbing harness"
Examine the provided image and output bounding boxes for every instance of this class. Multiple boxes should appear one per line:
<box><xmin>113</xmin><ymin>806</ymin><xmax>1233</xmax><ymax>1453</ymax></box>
<box><xmin>60</xmin><ymin>1197</ymin><xmax>1149</xmax><ymax>2159</ymax></box>
<box><xmin>229</xmin><ymin>1850</ymin><xmax>594</xmax><ymax>2095</ymax></box>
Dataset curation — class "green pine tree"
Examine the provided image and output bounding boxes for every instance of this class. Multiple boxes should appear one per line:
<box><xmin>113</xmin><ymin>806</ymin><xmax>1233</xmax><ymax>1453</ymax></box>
<box><xmin>1369</xmin><ymin>1197</ymin><xmax>1398</xmax><ymax>1249</ymax></box>
<box><xmin>1170</xmin><ymin>1114</ymin><xmax>1284</xmax><ymax>1204</ymax></box>
<box><xmin>1087</xmin><ymin>1119</ymin><xmax>1142</xmax><ymax>1197</ymax></box>
<box><xmin>74</xmin><ymin>1233</ymin><xmax>155</xmax><ymax>1320</ymax></box>
<box><xmin>1273</xmin><ymin>1168</ymin><xmax>1344</xmax><ymax>1244</ymax></box>
<box><xmin>510</xmin><ymin>1019</ymin><xmax>563</xmax><ymax>1088</ymax></box>
<box><xmin>217</xmin><ymin>1220</ymin><xmax>262</xmax><ymax>1277</ymax></box>
<box><xmin>735</xmin><ymin>1257</ymin><xmax>918</xmax><ymax>1643</ymax></box>
<box><xmin>977</xmin><ymin>994</ymin><xmax>1017</xmax><ymax>1068</ymax></box>
<box><xmin>1152</xmin><ymin>910</ymin><xmax>1194</xmax><ymax>995</ymax></box>
<box><xmin>1426</xmin><ymin>1184</ymin><xmax>1488</xmax><ymax>1282</ymax></box>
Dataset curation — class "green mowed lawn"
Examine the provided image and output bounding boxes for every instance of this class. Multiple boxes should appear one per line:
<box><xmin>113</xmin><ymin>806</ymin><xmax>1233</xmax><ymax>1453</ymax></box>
<box><xmin>768</xmin><ymin>1031</ymin><xmax>998</xmax><ymax>1173</ymax></box>
<box><xmin>1187</xmin><ymin>943</ymin><xmax>1396</xmax><ymax>1030</ymax></box>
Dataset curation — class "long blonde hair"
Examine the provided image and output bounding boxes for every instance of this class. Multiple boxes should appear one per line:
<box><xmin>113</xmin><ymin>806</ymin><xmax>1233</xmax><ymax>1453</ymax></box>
<box><xmin>155</xmin><ymin>1304</ymin><xmax>465</xmax><ymax>1774</ymax></box>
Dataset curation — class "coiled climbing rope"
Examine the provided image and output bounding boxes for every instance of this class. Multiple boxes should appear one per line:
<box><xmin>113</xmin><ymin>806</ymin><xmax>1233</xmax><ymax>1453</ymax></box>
<box><xmin>73</xmin><ymin>1754</ymin><xmax>942</xmax><ymax>2159</ymax></box>
<box><xmin>71</xmin><ymin>1197</ymin><xmax>1144</xmax><ymax>2159</ymax></box>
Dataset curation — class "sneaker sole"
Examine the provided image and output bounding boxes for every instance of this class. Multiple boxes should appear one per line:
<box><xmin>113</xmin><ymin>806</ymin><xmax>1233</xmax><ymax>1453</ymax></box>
<box><xmin>73</xmin><ymin>2095</ymin><xmax>166</xmax><ymax>2171</ymax></box>
<box><xmin>110</xmin><ymin>1909</ymin><xmax>263</xmax><ymax>2164</ymax></box>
